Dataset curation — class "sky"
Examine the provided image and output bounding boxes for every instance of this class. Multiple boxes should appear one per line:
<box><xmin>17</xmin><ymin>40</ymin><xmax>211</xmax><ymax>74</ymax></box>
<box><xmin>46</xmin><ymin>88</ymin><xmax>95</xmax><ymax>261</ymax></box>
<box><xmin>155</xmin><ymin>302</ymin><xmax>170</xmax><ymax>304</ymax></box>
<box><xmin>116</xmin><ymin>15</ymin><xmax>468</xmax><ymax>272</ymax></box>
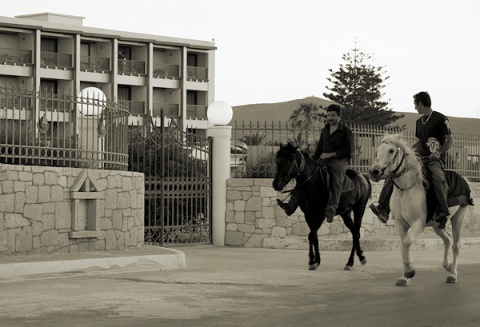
<box><xmin>3</xmin><ymin>0</ymin><xmax>480</xmax><ymax>118</ymax></box>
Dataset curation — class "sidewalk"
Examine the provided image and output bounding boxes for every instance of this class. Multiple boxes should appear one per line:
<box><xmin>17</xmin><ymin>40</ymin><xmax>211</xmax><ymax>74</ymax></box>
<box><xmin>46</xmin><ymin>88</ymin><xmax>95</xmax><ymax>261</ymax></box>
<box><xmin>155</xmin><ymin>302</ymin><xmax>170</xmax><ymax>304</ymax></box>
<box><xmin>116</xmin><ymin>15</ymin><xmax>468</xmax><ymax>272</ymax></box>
<box><xmin>1</xmin><ymin>236</ymin><xmax>479</xmax><ymax>281</ymax></box>
<box><xmin>0</xmin><ymin>246</ymin><xmax>185</xmax><ymax>281</ymax></box>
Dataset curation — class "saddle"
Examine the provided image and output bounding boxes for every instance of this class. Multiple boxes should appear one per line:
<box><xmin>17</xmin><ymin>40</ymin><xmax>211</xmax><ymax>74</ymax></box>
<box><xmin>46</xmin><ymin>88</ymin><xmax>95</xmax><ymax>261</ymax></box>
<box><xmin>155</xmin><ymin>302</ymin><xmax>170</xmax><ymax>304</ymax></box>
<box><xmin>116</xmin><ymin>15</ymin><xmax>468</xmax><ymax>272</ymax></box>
<box><xmin>424</xmin><ymin>170</ymin><xmax>473</xmax><ymax>221</ymax></box>
<box><xmin>322</xmin><ymin>167</ymin><xmax>355</xmax><ymax>193</ymax></box>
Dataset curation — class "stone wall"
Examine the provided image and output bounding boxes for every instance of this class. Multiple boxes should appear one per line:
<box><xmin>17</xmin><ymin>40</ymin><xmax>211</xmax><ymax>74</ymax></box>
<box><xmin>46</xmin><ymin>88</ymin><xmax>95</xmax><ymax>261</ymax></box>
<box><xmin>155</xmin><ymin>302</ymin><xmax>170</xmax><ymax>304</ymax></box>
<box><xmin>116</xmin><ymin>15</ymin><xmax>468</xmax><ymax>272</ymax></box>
<box><xmin>225</xmin><ymin>178</ymin><xmax>480</xmax><ymax>248</ymax></box>
<box><xmin>0</xmin><ymin>164</ymin><xmax>144</xmax><ymax>255</ymax></box>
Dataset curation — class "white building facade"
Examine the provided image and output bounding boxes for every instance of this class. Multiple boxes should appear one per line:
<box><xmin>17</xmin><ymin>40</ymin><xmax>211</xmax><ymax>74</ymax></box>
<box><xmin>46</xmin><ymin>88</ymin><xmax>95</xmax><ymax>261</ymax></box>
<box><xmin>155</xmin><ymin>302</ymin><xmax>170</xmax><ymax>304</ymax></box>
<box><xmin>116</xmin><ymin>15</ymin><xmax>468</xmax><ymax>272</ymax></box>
<box><xmin>0</xmin><ymin>12</ymin><xmax>216</xmax><ymax>133</ymax></box>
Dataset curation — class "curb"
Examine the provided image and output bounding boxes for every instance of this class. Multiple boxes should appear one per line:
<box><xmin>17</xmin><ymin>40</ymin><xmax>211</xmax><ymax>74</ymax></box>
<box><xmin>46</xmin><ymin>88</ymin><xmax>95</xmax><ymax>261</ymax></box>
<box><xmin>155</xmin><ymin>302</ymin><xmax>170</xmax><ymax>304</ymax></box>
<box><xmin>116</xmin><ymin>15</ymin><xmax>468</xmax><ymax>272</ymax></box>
<box><xmin>0</xmin><ymin>247</ymin><xmax>186</xmax><ymax>281</ymax></box>
<box><xmin>262</xmin><ymin>236</ymin><xmax>480</xmax><ymax>251</ymax></box>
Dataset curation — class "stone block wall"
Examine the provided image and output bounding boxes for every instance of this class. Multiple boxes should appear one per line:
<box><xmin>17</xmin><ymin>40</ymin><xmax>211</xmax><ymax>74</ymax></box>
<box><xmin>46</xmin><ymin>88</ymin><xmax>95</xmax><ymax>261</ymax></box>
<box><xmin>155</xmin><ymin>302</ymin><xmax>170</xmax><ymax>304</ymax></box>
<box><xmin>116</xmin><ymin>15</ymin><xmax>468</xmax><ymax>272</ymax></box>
<box><xmin>225</xmin><ymin>178</ymin><xmax>480</xmax><ymax>248</ymax></box>
<box><xmin>0</xmin><ymin>164</ymin><xmax>144</xmax><ymax>255</ymax></box>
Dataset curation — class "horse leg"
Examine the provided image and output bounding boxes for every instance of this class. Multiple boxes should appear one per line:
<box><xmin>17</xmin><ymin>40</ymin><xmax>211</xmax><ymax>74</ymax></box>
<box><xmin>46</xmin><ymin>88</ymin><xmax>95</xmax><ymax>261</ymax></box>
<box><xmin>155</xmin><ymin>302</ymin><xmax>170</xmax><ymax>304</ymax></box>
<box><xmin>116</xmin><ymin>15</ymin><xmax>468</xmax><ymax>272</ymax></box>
<box><xmin>431</xmin><ymin>221</ymin><xmax>453</xmax><ymax>275</ymax></box>
<box><xmin>353</xmin><ymin>208</ymin><xmax>367</xmax><ymax>266</ymax></box>
<box><xmin>307</xmin><ymin>227</ymin><xmax>321</xmax><ymax>270</ymax></box>
<box><xmin>341</xmin><ymin>211</ymin><xmax>365</xmax><ymax>270</ymax></box>
<box><xmin>446</xmin><ymin>206</ymin><xmax>466</xmax><ymax>283</ymax></box>
<box><xmin>395</xmin><ymin>219</ymin><xmax>423</xmax><ymax>286</ymax></box>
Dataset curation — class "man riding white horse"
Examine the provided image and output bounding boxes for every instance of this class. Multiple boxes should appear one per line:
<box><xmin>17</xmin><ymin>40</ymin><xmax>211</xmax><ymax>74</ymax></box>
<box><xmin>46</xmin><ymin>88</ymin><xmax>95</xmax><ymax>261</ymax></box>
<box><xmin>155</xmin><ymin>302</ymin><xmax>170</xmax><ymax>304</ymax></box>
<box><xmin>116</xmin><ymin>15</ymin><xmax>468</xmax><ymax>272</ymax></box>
<box><xmin>370</xmin><ymin>91</ymin><xmax>452</xmax><ymax>229</ymax></box>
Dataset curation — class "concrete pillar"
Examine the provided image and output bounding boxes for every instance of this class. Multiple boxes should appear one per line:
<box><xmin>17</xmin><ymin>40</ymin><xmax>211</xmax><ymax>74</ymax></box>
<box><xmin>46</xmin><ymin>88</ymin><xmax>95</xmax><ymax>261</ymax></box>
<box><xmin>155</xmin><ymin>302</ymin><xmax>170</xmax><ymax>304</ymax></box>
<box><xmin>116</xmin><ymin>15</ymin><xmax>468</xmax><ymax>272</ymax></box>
<box><xmin>207</xmin><ymin>125</ymin><xmax>231</xmax><ymax>246</ymax></box>
<box><xmin>206</xmin><ymin>101</ymin><xmax>233</xmax><ymax>247</ymax></box>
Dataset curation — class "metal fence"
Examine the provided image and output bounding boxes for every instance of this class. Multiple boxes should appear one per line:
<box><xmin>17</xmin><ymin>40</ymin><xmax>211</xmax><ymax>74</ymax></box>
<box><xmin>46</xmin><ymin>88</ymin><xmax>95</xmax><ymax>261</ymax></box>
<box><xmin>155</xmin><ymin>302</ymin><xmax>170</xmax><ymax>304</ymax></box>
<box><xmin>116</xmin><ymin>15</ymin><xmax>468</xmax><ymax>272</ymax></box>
<box><xmin>128</xmin><ymin>115</ymin><xmax>212</xmax><ymax>245</ymax></box>
<box><xmin>0</xmin><ymin>87</ymin><xmax>130</xmax><ymax>170</ymax></box>
<box><xmin>231</xmin><ymin>120</ymin><xmax>480</xmax><ymax>181</ymax></box>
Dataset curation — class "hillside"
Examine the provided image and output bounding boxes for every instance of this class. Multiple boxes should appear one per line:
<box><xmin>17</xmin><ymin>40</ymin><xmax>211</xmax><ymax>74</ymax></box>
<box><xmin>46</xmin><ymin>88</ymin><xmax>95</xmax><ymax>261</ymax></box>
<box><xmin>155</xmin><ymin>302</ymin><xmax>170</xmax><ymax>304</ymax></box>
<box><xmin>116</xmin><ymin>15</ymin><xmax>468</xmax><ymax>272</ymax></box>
<box><xmin>231</xmin><ymin>97</ymin><xmax>331</xmax><ymax>123</ymax></box>
<box><xmin>231</xmin><ymin>96</ymin><xmax>480</xmax><ymax>135</ymax></box>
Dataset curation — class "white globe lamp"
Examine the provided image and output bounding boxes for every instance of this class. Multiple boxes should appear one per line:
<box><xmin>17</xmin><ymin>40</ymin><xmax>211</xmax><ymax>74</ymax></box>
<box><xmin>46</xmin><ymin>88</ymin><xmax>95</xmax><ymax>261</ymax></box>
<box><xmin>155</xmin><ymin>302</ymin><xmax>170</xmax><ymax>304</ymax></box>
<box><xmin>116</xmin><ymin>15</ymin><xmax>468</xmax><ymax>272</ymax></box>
<box><xmin>207</xmin><ymin>101</ymin><xmax>233</xmax><ymax>126</ymax></box>
<box><xmin>77</xmin><ymin>87</ymin><xmax>106</xmax><ymax>116</ymax></box>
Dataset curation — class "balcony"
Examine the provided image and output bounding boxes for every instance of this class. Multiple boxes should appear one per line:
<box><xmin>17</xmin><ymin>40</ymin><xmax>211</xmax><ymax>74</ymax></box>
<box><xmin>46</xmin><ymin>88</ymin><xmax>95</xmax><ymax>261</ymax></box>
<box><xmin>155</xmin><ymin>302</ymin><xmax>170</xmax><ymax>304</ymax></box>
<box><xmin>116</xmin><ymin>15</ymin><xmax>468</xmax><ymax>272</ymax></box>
<box><xmin>153</xmin><ymin>103</ymin><xmax>180</xmax><ymax>117</ymax></box>
<box><xmin>186</xmin><ymin>105</ymin><xmax>207</xmax><ymax>120</ymax></box>
<box><xmin>40</xmin><ymin>51</ymin><xmax>73</xmax><ymax>69</ymax></box>
<box><xmin>80</xmin><ymin>56</ymin><xmax>110</xmax><ymax>73</ymax></box>
<box><xmin>0</xmin><ymin>48</ymin><xmax>32</xmax><ymax>66</ymax></box>
<box><xmin>153</xmin><ymin>63</ymin><xmax>180</xmax><ymax>79</ymax></box>
<box><xmin>118</xmin><ymin>59</ymin><xmax>145</xmax><ymax>75</ymax></box>
<box><xmin>119</xmin><ymin>100</ymin><xmax>145</xmax><ymax>115</ymax></box>
<box><xmin>38</xmin><ymin>91</ymin><xmax>75</xmax><ymax>116</ymax></box>
<box><xmin>186</xmin><ymin>66</ymin><xmax>208</xmax><ymax>81</ymax></box>
<box><xmin>0</xmin><ymin>87</ymin><xmax>130</xmax><ymax>170</ymax></box>
<box><xmin>0</xmin><ymin>89</ymin><xmax>34</xmax><ymax>111</ymax></box>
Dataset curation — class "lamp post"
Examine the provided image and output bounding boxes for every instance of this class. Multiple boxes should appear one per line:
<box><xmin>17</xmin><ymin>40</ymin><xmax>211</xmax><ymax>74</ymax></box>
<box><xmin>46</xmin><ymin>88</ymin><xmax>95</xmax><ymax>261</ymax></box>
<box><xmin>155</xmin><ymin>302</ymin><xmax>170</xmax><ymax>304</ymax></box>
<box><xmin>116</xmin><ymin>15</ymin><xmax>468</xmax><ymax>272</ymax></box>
<box><xmin>207</xmin><ymin>101</ymin><xmax>233</xmax><ymax>246</ymax></box>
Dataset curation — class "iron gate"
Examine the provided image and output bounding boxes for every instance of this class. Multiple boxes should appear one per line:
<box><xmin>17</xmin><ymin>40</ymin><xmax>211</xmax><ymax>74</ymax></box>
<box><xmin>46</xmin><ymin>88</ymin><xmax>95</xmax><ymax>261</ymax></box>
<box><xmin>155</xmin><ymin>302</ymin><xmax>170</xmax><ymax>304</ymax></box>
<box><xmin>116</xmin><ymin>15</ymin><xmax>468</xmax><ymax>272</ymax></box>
<box><xmin>128</xmin><ymin>115</ymin><xmax>212</xmax><ymax>245</ymax></box>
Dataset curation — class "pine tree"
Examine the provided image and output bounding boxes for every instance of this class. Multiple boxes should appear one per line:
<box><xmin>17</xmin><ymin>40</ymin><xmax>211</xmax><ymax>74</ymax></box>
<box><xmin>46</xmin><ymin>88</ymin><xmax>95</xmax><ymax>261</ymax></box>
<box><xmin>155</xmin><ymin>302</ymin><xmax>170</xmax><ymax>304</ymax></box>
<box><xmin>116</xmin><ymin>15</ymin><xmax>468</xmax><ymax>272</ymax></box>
<box><xmin>323</xmin><ymin>44</ymin><xmax>403</xmax><ymax>126</ymax></box>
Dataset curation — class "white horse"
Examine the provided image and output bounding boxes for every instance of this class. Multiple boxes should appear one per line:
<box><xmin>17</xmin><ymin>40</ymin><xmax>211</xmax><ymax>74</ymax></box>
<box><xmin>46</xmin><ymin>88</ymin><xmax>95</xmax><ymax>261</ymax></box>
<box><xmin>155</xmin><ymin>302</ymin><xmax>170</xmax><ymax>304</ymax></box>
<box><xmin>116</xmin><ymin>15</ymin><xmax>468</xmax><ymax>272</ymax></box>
<box><xmin>369</xmin><ymin>134</ymin><xmax>473</xmax><ymax>286</ymax></box>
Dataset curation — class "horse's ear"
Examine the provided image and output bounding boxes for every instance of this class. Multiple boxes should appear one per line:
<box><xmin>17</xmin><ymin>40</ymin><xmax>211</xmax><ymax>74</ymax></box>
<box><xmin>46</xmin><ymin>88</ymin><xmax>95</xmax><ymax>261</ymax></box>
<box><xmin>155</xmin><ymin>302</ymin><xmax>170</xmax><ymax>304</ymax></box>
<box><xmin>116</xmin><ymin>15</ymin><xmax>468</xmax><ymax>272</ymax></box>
<box><xmin>286</xmin><ymin>141</ymin><xmax>296</xmax><ymax>151</ymax></box>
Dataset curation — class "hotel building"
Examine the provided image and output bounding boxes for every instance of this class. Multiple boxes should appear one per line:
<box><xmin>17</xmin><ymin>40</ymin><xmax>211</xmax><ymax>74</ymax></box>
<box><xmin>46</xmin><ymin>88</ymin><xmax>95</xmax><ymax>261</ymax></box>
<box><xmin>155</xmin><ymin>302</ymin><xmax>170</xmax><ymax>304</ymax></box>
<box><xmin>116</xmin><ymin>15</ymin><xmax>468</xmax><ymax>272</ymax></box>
<box><xmin>0</xmin><ymin>12</ymin><xmax>216</xmax><ymax>132</ymax></box>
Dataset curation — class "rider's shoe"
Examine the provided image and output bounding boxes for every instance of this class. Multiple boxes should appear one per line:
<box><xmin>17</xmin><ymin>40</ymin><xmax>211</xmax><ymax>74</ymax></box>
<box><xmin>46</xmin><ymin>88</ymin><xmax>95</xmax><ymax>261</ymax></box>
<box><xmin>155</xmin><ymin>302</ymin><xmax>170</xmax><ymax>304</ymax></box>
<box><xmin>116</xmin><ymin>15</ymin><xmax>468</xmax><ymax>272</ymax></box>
<box><xmin>369</xmin><ymin>203</ymin><xmax>389</xmax><ymax>224</ymax></box>
<box><xmin>325</xmin><ymin>206</ymin><xmax>336</xmax><ymax>223</ymax></box>
<box><xmin>435</xmin><ymin>214</ymin><xmax>448</xmax><ymax>230</ymax></box>
<box><xmin>276</xmin><ymin>199</ymin><xmax>295</xmax><ymax>216</ymax></box>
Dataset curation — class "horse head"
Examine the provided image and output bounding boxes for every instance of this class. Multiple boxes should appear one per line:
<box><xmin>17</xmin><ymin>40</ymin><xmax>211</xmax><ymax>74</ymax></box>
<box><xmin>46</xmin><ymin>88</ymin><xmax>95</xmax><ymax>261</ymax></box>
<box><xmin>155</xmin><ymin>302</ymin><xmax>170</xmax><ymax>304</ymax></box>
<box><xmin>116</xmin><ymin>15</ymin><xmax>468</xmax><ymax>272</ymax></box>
<box><xmin>272</xmin><ymin>142</ymin><xmax>302</xmax><ymax>191</ymax></box>
<box><xmin>369</xmin><ymin>134</ymin><xmax>422</xmax><ymax>182</ymax></box>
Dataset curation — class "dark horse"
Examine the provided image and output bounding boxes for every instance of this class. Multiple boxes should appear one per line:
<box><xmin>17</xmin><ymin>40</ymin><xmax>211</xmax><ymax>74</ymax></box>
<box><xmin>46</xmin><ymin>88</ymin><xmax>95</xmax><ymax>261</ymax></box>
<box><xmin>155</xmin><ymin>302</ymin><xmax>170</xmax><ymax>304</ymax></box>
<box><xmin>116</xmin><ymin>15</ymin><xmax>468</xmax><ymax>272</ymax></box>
<box><xmin>272</xmin><ymin>142</ymin><xmax>372</xmax><ymax>270</ymax></box>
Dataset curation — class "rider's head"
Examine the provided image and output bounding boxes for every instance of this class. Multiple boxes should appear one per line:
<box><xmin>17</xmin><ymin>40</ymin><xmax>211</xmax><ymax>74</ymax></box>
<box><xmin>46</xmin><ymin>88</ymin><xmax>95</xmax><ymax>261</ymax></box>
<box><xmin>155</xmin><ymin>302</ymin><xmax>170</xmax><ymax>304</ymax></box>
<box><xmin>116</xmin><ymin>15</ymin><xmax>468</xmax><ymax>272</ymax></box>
<box><xmin>325</xmin><ymin>104</ymin><xmax>342</xmax><ymax>126</ymax></box>
<box><xmin>326</xmin><ymin>104</ymin><xmax>342</xmax><ymax>116</ymax></box>
<box><xmin>413</xmin><ymin>92</ymin><xmax>432</xmax><ymax>107</ymax></box>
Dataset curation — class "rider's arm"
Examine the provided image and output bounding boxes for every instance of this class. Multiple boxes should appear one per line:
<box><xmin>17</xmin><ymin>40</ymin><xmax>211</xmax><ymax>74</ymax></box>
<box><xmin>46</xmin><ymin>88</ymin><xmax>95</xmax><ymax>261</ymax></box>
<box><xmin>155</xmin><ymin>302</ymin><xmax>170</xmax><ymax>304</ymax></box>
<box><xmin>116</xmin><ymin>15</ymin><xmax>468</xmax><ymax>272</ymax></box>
<box><xmin>438</xmin><ymin>134</ymin><xmax>454</xmax><ymax>155</ymax></box>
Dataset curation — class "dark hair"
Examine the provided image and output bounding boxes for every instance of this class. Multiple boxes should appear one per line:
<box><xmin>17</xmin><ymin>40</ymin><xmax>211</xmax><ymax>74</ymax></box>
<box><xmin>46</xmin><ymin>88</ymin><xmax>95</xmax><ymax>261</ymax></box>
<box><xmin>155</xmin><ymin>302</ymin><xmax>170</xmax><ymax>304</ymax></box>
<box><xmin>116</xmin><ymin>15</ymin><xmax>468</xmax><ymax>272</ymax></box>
<box><xmin>326</xmin><ymin>104</ymin><xmax>342</xmax><ymax>115</ymax></box>
<box><xmin>413</xmin><ymin>92</ymin><xmax>431</xmax><ymax>107</ymax></box>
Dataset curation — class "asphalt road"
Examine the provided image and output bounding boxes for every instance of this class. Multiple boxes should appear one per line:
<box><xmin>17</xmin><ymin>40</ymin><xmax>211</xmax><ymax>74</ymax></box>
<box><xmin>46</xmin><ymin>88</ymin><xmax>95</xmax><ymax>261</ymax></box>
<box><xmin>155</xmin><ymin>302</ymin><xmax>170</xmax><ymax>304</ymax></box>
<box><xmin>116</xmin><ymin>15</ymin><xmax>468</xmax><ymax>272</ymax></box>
<box><xmin>1</xmin><ymin>246</ymin><xmax>479</xmax><ymax>327</ymax></box>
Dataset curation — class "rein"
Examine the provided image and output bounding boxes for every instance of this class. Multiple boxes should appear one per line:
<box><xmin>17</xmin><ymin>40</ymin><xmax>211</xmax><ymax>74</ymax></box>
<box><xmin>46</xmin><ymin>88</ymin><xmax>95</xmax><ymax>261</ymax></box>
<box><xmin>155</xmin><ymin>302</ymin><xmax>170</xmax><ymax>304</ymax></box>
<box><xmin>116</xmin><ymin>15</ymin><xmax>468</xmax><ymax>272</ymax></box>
<box><xmin>281</xmin><ymin>149</ymin><xmax>319</xmax><ymax>194</ymax></box>
<box><xmin>383</xmin><ymin>143</ymin><xmax>415</xmax><ymax>191</ymax></box>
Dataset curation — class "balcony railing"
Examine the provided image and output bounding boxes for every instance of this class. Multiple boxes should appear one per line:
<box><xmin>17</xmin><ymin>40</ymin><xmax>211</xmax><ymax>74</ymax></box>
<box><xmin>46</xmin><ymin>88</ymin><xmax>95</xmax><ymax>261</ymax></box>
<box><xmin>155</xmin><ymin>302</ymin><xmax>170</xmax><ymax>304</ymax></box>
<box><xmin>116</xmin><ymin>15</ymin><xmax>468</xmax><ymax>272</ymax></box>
<box><xmin>186</xmin><ymin>66</ymin><xmax>208</xmax><ymax>81</ymax></box>
<box><xmin>153</xmin><ymin>63</ymin><xmax>180</xmax><ymax>79</ymax></box>
<box><xmin>38</xmin><ymin>91</ymin><xmax>76</xmax><ymax>113</ymax></box>
<box><xmin>119</xmin><ymin>100</ymin><xmax>145</xmax><ymax>115</ymax></box>
<box><xmin>186</xmin><ymin>105</ymin><xmax>207</xmax><ymax>120</ymax></box>
<box><xmin>153</xmin><ymin>103</ymin><xmax>179</xmax><ymax>117</ymax></box>
<box><xmin>0</xmin><ymin>89</ymin><xmax>34</xmax><ymax>110</ymax></box>
<box><xmin>80</xmin><ymin>56</ymin><xmax>110</xmax><ymax>72</ymax></box>
<box><xmin>40</xmin><ymin>51</ymin><xmax>73</xmax><ymax>69</ymax></box>
<box><xmin>0</xmin><ymin>87</ymin><xmax>130</xmax><ymax>170</ymax></box>
<box><xmin>0</xmin><ymin>48</ymin><xmax>32</xmax><ymax>66</ymax></box>
<box><xmin>118</xmin><ymin>59</ymin><xmax>145</xmax><ymax>75</ymax></box>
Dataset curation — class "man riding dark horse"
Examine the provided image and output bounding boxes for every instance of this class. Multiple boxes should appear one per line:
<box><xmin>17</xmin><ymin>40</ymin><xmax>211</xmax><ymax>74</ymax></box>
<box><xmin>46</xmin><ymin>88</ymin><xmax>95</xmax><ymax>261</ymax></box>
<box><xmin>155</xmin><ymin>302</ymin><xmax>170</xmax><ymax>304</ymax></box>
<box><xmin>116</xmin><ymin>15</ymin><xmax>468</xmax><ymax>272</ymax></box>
<box><xmin>277</xmin><ymin>104</ymin><xmax>354</xmax><ymax>223</ymax></box>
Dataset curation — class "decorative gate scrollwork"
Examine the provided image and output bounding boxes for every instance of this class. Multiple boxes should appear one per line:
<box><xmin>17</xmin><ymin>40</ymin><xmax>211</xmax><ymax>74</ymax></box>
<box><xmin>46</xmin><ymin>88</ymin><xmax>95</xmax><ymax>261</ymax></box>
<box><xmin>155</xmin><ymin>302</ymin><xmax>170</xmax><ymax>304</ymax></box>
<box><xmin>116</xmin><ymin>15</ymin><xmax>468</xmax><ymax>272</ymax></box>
<box><xmin>128</xmin><ymin>114</ymin><xmax>212</xmax><ymax>245</ymax></box>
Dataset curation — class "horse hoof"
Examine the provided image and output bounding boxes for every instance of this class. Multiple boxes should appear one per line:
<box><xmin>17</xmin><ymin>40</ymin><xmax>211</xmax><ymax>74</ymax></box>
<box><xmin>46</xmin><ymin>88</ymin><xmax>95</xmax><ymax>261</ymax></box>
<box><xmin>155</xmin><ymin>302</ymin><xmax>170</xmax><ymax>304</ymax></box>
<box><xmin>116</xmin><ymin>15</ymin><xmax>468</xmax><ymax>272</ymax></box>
<box><xmin>344</xmin><ymin>264</ymin><xmax>352</xmax><ymax>271</ymax></box>
<box><xmin>396</xmin><ymin>277</ymin><xmax>410</xmax><ymax>286</ymax></box>
<box><xmin>446</xmin><ymin>275</ymin><xmax>457</xmax><ymax>283</ymax></box>
<box><xmin>404</xmin><ymin>270</ymin><xmax>416</xmax><ymax>279</ymax></box>
<box><xmin>309</xmin><ymin>263</ymin><xmax>319</xmax><ymax>270</ymax></box>
<box><xmin>361</xmin><ymin>258</ymin><xmax>367</xmax><ymax>265</ymax></box>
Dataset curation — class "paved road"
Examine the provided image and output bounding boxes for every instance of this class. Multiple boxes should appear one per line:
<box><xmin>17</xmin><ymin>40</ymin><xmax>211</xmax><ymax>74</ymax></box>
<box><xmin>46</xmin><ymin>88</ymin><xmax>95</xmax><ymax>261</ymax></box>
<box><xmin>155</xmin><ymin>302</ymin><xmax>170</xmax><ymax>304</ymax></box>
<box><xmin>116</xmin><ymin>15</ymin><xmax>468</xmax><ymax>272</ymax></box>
<box><xmin>0</xmin><ymin>246</ymin><xmax>479</xmax><ymax>327</ymax></box>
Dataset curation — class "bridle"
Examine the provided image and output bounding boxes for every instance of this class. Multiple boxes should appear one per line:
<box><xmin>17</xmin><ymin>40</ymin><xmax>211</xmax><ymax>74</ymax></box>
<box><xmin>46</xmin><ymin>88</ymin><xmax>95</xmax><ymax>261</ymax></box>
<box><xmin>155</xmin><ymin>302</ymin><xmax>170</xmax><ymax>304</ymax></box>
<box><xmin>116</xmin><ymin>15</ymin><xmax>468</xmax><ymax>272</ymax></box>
<box><xmin>380</xmin><ymin>142</ymin><xmax>414</xmax><ymax>191</ymax></box>
<box><xmin>286</xmin><ymin>148</ymin><xmax>305</xmax><ymax>178</ymax></box>
<box><xmin>281</xmin><ymin>149</ymin><xmax>318</xmax><ymax>194</ymax></box>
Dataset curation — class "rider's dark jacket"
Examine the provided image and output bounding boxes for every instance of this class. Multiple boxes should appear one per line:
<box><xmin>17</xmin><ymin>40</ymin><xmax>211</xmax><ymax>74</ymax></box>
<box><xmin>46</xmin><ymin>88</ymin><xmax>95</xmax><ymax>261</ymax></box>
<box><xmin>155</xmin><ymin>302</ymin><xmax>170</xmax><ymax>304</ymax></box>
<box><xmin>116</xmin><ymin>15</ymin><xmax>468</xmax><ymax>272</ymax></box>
<box><xmin>312</xmin><ymin>122</ymin><xmax>353</xmax><ymax>162</ymax></box>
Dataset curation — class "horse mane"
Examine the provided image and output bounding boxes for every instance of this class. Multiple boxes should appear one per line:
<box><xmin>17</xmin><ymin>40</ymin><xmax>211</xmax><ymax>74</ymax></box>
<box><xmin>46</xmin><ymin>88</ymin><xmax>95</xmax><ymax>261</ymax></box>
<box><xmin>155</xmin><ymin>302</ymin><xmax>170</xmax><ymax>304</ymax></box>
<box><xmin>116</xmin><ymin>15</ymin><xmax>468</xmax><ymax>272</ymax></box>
<box><xmin>279</xmin><ymin>142</ymin><xmax>316</xmax><ymax>165</ymax></box>
<box><xmin>381</xmin><ymin>133</ymin><xmax>424</xmax><ymax>180</ymax></box>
